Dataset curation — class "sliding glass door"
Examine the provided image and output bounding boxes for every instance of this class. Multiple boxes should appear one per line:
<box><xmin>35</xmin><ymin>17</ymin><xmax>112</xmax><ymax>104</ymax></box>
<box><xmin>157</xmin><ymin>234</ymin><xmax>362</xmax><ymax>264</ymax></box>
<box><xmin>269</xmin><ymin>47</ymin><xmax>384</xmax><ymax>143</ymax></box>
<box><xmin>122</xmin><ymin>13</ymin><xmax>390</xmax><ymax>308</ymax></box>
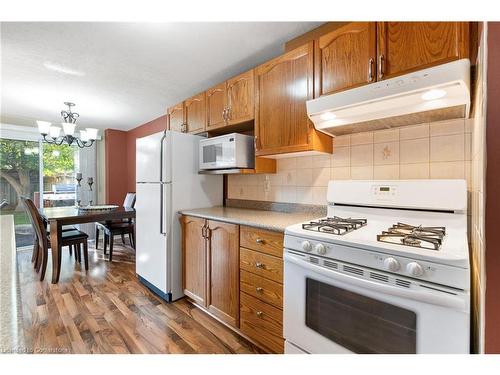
<box><xmin>0</xmin><ymin>136</ymin><xmax>79</xmax><ymax>248</ymax></box>
<box><xmin>0</xmin><ymin>138</ymin><xmax>42</xmax><ymax>248</ymax></box>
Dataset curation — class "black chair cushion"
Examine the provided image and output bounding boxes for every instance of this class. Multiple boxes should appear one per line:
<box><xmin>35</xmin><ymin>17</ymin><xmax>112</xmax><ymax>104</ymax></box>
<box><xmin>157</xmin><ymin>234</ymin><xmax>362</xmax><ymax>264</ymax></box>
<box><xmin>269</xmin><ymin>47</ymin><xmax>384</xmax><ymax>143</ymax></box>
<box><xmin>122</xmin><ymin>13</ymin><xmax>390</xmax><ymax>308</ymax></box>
<box><xmin>47</xmin><ymin>230</ymin><xmax>89</xmax><ymax>241</ymax></box>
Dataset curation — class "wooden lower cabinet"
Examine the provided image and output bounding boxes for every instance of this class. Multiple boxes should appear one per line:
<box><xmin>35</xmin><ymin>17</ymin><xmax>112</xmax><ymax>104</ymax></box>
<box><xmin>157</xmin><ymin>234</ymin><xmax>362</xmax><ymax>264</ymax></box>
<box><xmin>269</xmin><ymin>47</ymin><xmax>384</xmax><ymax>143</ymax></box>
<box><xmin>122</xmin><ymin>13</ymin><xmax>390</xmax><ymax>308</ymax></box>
<box><xmin>207</xmin><ymin>220</ymin><xmax>240</xmax><ymax>327</ymax></box>
<box><xmin>181</xmin><ymin>216</ymin><xmax>207</xmax><ymax>306</ymax></box>
<box><xmin>240</xmin><ymin>292</ymin><xmax>284</xmax><ymax>353</ymax></box>
<box><xmin>182</xmin><ymin>216</ymin><xmax>284</xmax><ymax>352</ymax></box>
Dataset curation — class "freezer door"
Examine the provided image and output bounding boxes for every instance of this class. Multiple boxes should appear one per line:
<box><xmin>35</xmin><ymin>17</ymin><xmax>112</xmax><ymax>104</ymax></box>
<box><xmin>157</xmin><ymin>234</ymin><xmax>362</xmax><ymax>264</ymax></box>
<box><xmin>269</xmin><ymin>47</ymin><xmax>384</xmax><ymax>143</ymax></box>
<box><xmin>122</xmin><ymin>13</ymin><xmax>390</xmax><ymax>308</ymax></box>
<box><xmin>135</xmin><ymin>182</ymin><xmax>169</xmax><ymax>294</ymax></box>
<box><xmin>136</xmin><ymin>131</ymin><xmax>171</xmax><ymax>182</ymax></box>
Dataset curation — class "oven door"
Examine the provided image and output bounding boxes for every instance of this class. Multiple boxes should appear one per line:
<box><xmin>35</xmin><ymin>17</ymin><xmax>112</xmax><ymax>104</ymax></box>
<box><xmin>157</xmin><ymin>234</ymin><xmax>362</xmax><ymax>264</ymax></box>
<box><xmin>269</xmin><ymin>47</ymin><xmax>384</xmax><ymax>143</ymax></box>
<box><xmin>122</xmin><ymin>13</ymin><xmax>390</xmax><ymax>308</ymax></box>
<box><xmin>284</xmin><ymin>251</ymin><xmax>470</xmax><ymax>354</ymax></box>
<box><xmin>199</xmin><ymin>137</ymin><xmax>236</xmax><ymax>170</ymax></box>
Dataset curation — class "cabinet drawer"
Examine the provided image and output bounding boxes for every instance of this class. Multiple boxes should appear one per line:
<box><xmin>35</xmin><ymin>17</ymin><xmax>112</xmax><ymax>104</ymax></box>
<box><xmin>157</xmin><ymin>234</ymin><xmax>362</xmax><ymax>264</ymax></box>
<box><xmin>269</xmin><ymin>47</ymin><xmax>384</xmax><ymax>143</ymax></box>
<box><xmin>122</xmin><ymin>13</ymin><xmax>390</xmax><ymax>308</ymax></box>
<box><xmin>240</xmin><ymin>226</ymin><xmax>283</xmax><ymax>258</ymax></box>
<box><xmin>240</xmin><ymin>292</ymin><xmax>284</xmax><ymax>353</ymax></box>
<box><xmin>240</xmin><ymin>270</ymin><xmax>283</xmax><ymax>309</ymax></box>
<box><xmin>240</xmin><ymin>248</ymin><xmax>283</xmax><ymax>283</ymax></box>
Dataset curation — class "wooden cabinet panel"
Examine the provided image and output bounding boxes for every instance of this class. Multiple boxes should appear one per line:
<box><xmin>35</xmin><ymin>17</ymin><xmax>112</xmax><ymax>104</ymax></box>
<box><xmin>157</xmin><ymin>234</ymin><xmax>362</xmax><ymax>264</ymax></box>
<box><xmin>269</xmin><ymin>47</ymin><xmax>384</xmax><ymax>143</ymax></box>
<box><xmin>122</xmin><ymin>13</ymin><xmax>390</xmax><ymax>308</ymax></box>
<box><xmin>207</xmin><ymin>220</ymin><xmax>240</xmax><ymax>327</ymax></box>
<box><xmin>185</xmin><ymin>92</ymin><xmax>206</xmax><ymax>134</ymax></box>
<box><xmin>315</xmin><ymin>22</ymin><xmax>376</xmax><ymax>96</ymax></box>
<box><xmin>240</xmin><ymin>292</ymin><xmax>284</xmax><ymax>353</ymax></box>
<box><xmin>206</xmin><ymin>82</ymin><xmax>227</xmax><ymax>130</ymax></box>
<box><xmin>377</xmin><ymin>22</ymin><xmax>470</xmax><ymax>80</ymax></box>
<box><xmin>240</xmin><ymin>248</ymin><xmax>283</xmax><ymax>283</ymax></box>
<box><xmin>255</xmin><ymin>42</ymin><xmax>332</xmax><ymax>156</ymax></box>
<box><xmin>255</xmin><ymin>42</ymin><xmax>313</xmax><ymax>155</ymax></box>
<box><xmin>227</xmin><ymin>69</ymin><xmax>254</xmax><ymax>125</ymax></box>
<box><xmin>181</xmin><ymin>216</ymin><xmax>207</xmax><ymax>306</ymax></box>
<box><xmin>240</xmin><ymin>270</ymin><xmax>283</xmax><ymax>309</ymax></box>
<box><xmin>167</xmin><ymin>102</ymin><xmax>185</xmax><ymax>132</ymax></box>
<box><xmin>240</xmin><ymin>226</ymin><xmax>283</xmax><ymax>258</ymax></box>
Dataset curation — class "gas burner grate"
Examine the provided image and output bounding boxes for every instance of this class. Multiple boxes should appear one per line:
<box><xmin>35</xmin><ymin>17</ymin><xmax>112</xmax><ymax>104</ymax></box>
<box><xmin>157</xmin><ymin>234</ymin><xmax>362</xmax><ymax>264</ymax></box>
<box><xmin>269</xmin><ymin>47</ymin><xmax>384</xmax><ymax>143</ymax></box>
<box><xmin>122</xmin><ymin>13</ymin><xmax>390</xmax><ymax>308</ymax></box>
<box><xmin>377</xmin><ymin>222</ymin><xmax>446</xmax><ymax>250</ymax></box>
<box><xmin>302</xmin><ymin>216</ymin><xmax>367</xmax><ymax>235</ymax></box>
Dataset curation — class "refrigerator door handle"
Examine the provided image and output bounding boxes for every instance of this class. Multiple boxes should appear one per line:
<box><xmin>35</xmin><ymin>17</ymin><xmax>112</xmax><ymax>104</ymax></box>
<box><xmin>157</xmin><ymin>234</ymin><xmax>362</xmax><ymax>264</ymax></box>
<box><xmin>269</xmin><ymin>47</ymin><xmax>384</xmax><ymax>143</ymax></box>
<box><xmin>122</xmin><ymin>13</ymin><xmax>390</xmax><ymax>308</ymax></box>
<box><xmin>161</xmin><ymin>184</ymin><xmax>168</xmax><ymax>235</ymax></box>
<box><xmin>159</xmin><ymin>131</ymin><xmax>166</xmax><ymax>182</ymax></box>
<box><xmin>159</xmin><ymin>131</ymin><xmax>167</xmax><ymax>235</ymax></box>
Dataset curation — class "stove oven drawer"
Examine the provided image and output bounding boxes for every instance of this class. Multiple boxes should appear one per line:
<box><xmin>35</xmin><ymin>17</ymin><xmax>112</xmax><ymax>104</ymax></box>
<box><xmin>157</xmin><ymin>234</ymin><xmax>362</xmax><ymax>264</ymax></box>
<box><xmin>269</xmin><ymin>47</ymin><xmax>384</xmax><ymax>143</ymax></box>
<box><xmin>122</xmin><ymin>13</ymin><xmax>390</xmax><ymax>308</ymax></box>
<box><xmin>240</xmin><ymin>269</ymin><xmax>283</xmax><ymax>309</ymax></box>
<box><xmin>240</xmin><ymin>292</ymin><xmax>284</xmax><ymax>353</ymax></box>
<box><xmin>240</xmin><ymin>226</ymin><xmax>283</xmax><ymax>258</ymax></box>
<box><xmin>240</xmin><ymin>248</ymin><xmax>283</xmax><ymax>283</ymax></box>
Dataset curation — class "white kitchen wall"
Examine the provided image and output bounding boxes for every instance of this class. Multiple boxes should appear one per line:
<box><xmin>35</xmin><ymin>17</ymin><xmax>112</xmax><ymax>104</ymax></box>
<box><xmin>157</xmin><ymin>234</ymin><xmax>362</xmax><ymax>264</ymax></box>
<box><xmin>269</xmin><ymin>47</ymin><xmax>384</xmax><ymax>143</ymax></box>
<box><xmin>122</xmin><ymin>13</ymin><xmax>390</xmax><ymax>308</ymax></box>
<box><xmin>228</xmin><ymin>117</ymin><xmax>472</xmax><ymax>206</ymax></box>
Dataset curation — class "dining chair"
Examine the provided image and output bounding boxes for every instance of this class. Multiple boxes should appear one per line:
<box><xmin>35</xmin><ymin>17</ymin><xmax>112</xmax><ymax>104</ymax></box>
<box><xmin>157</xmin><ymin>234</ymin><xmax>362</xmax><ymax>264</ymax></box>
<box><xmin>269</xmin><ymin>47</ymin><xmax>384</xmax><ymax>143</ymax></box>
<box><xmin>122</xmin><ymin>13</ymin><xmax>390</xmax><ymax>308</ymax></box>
<box><xmin>95</xmin><ymin>192</ymin><xmax>136</xmax><ymax>261</ymax></box>
<box><xmin>21</xmin><ymin>197</ymin><xmax>90</xmax><ymax>281</ymax></box>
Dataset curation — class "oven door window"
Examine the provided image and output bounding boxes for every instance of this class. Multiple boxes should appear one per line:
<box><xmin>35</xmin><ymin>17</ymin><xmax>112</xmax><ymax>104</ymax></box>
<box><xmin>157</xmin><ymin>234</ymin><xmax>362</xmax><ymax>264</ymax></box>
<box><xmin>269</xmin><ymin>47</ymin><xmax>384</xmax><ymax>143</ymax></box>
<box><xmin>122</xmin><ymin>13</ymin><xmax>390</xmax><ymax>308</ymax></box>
<box><xmin>306</xmin><ymin>278</ymin><xmax>417</xmax><ymax>353</ymax></box>
<box><xmin>203</xmin><ymin>143</ymin><xmax>223</xmax><ymax>163</ymax></box>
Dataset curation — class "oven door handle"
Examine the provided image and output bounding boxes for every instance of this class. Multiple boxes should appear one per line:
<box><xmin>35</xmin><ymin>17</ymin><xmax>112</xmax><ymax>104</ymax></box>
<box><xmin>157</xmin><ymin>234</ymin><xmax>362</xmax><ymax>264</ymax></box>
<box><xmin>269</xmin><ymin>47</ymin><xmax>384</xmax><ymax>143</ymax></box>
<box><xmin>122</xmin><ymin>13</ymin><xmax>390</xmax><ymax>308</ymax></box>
<box><xmin>284</xmin><ymin>253</ymin><xmax>468</xmax><ymax>311</ymax></box>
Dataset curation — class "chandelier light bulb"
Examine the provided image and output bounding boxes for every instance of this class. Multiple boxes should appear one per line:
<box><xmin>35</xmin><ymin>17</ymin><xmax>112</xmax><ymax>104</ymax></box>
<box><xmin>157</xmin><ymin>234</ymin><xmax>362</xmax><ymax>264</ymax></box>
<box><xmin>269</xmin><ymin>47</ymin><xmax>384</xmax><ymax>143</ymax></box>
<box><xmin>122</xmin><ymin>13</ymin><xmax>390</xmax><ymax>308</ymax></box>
<box><xmin>49</xmin><ymin>126</ymin><xmax>61</xmax><ymax>138</ymax></box>
<box><xmin>62</xmin><ymin>122</ymin><xmax>76</xmax><ymax>136</ymax></box>
<box><xmin>86</xmin><ymin>128</ymin><xmax>99</xmax><ymax>140</ymax></box>
<box><xmin>37</xmin><ymin>120</ymin><xmax>51</xmax><ymax>134</ymax></box>
<box><xmin>79</xmin><ymin>130</ymin><xmax>89</xmax><ymax>142</ymax></box>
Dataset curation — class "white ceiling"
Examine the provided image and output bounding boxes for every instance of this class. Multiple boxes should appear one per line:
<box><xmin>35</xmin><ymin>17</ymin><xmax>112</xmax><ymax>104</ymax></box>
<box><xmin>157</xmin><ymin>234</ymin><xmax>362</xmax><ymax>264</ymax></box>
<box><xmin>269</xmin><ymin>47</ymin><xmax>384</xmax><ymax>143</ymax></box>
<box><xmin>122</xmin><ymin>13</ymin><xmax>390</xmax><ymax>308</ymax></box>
<box><xmin>1</xmin><ymin>22</ymin><xmax>322</xmax><ymax>131</ymax></box>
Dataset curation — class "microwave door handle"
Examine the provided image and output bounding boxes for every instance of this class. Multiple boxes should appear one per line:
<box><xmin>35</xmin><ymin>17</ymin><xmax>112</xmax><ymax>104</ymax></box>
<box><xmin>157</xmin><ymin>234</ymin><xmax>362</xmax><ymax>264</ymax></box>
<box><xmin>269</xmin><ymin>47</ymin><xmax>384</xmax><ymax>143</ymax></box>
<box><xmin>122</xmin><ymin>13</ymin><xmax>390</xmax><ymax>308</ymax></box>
<box><xmin>284</xmin><ymin>253</ymin><xmax>466</xmax><ymax>311</ymax></box>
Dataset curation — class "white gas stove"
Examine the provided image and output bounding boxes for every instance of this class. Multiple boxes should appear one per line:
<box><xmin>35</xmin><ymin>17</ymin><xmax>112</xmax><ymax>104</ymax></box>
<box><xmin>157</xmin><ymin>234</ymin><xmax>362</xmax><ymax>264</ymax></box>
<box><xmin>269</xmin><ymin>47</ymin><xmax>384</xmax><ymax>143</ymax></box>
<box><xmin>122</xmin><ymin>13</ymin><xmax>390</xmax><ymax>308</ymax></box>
<box><xmin>283</xmin><ymin>180</ymin><xmax>470</xmax><ymax>354</ymax></box>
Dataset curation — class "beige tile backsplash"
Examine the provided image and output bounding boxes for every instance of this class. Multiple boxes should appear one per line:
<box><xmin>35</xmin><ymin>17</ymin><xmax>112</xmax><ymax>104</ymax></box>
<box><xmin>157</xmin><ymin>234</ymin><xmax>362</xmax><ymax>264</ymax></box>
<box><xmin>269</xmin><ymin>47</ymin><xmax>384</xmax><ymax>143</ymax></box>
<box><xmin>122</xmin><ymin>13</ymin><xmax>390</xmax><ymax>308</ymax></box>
<box><xmin>228</xmin><ymin>117</ymin><xmax>472</xmax><ymax>205</ymax></box>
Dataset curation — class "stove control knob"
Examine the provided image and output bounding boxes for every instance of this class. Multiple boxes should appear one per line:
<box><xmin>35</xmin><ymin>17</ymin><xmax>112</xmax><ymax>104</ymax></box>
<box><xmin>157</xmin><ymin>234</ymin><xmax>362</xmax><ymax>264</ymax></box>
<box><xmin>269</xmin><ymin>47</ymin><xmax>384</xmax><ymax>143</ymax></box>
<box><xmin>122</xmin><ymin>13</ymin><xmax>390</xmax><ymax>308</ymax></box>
<box><xmin>315</xmin><ymin>243</ymin><xmax>326</xmax><ymax>255</ymax></box>
<box><xmin>406</xmin><ymin>262</ymin><xmax>424</xmax><ymax>277</ymax></box>
<box><xmin>383</xmin><ymin>257</ymin><xmax>400</xmax><ymax>272</ymax></box>
<box><xmin>301</xmin><ymin>240</ymin><xmax>312</xmax><ymax>252</ymax></box>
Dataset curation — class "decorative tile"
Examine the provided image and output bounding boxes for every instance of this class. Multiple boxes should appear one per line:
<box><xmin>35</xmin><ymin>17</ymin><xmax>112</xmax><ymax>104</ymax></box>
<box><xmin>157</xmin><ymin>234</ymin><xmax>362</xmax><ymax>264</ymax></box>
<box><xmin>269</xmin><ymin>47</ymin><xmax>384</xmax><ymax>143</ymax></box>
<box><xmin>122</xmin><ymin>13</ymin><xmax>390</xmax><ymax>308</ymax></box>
<box><xmin>374</xmin><ymin>142</ymin><xmax>399</xmax><ymax>165</ymax></box>
<box><xmin>281</xmin><ymin>170</ymin><xmax>296</xmax><ymax>186</ymax></box>
<box><xmin>351</xmin><ymin>144</ymin><xmax>373</xmax><ymax>166</ymax></box>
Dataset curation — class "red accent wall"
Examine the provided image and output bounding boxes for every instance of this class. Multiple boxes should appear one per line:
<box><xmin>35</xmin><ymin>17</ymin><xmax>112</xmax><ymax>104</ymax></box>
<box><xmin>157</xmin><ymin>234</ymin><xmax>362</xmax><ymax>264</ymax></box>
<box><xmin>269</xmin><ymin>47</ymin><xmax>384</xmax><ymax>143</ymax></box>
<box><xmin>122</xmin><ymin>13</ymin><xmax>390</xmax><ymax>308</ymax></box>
<box><xmin>104</xmin><ymin>129</ymin><xmax>129</xmax><ymax>205</ymax></box>
<box><xmin>104</xmin><ymin>116</ymin><xmax>167</xmax><ymax>204</ymax></box>
<box><xmin>485</xmin><ymin>22</ymin><xmax>500</xmax><ymax>354</ymax></box>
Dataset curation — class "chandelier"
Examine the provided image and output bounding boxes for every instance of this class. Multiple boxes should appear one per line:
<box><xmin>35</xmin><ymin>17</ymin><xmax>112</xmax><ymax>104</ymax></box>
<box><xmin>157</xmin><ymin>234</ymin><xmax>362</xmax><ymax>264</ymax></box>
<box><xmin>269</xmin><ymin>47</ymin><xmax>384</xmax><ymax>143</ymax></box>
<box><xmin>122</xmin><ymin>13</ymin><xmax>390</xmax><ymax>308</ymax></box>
<box><xmin>37</xmin><ymin>102</ymin><xmax>98</xmax><ymax>148</ymax></box>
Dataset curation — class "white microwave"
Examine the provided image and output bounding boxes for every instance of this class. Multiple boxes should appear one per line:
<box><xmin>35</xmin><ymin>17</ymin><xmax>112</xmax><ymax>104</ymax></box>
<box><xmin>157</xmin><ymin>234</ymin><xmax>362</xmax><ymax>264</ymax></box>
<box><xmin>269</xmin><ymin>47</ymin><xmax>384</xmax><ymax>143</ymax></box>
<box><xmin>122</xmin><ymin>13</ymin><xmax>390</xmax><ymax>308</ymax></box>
<box><xmin>199</xmin><ymin>133</ymin><xmax>255</xmax><ymax>170</ymax></box>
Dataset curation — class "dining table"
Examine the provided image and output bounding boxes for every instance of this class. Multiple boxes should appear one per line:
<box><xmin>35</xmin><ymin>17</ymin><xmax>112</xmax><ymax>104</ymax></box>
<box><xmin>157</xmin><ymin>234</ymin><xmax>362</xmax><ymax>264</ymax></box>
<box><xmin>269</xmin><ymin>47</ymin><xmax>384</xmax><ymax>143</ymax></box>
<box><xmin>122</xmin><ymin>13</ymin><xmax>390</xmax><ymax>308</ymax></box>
<box><xmin>40</xmin><ymin>206</ymin><xmax>136</xmax><ymax>283</ymax></box>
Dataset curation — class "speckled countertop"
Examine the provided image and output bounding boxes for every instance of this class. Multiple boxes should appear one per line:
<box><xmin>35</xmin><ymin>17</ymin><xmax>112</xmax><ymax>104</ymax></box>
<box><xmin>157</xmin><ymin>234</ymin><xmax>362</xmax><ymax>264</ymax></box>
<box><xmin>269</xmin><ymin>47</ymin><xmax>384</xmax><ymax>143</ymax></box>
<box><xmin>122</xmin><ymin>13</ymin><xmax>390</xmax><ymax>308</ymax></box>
<box><xmin>179</xmin><ymin>206</ymin><xmax>323</xmax><ymax>232</ymax></box>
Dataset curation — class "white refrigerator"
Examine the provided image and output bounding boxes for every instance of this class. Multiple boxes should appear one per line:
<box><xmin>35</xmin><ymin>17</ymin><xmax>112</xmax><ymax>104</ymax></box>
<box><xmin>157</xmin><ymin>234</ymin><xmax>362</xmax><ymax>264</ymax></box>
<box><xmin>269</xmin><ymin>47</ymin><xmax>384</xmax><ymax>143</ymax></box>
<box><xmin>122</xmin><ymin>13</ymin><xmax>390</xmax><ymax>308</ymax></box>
<box><xmin>135</xmin><ymin>131</ymin><xmax>222</xmax><ymax>302</ymax></box>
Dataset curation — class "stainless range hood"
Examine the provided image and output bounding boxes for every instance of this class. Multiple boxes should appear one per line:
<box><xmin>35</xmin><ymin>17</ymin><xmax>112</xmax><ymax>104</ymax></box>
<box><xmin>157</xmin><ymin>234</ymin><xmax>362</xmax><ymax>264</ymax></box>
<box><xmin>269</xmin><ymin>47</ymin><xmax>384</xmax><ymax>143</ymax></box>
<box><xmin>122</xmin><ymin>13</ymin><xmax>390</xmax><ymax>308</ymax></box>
<box><xmin>307</xmin><ymin>59</ymin><xmax>471</xmax><ymax>136</ymax></box>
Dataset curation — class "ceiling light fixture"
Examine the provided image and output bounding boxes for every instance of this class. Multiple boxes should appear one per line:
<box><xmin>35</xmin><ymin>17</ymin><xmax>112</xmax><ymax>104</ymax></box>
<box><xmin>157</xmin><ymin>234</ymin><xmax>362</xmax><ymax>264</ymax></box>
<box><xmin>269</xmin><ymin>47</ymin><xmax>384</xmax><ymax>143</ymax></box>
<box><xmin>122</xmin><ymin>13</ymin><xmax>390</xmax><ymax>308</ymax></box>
<box><xmin>37</xmin><ymin>102</ymin><xmax>98</xmax><ymax>148</ymax></box>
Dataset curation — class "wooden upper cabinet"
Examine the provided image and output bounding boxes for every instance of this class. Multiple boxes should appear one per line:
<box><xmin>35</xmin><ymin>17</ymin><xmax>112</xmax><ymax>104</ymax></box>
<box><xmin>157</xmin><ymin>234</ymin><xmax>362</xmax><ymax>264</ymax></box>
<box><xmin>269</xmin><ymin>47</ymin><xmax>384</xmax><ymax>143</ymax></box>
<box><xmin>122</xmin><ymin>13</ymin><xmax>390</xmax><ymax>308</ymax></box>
<box><xmin>377</xmin><ymin>22</ymin><xmax>470</xmax><ymax>80</ymax></box>
<box><xmin>181</xmin><ymin>216</ymin><xmax>207</xmax><ymax>307</ymax></box>
<box><xmin>255</xmin><ymin>42</ymin><xmax>332</xmax><ymax>156</ymax></box>
<box><xmin>227</xmin><ymin>69</ymin><xmax>254</xmax><ymax>125</ymax></box>
<box><xmin>185</xmin><ymin>92</ymin><xmax>207</xmax><ymax>134</ymax></box>
<box><xmin>167</xmin><ymin>102</ymin><xmax>185</xmax><ymax>133</ymax></box>
<box><xmin>207</xmin><ymin>220</ymin><xmax>240</xmax><ymax>327</ymax></box>
<box><xmin>315</xmin><ymin>22</ymin><xmax>376</xmax><ymax>96</ymax></box>
<box><xmin>206</xmin><ymin>82</ymin><xmax>227</xmax><ymax>130</ymax></box>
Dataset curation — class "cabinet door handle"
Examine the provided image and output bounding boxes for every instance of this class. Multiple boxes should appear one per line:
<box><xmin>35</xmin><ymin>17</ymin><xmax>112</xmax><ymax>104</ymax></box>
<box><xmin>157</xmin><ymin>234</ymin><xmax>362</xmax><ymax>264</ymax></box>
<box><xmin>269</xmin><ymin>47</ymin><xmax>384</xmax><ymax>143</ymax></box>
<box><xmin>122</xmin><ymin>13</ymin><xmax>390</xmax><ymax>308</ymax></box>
<box><xmin>255</xmin><ymin>262</ymin><xmax>264</xmax><ymax>269</ymax></box>
<box><xmin>368</xmin><ymin>58</ymin><xmax>374</xmax><ymax>82</ymax></box>
<box><xmin>206</xmin><ymin>227</ymin><xmax>212</xmax><ymax>240</ymax></box>
<box><xmin>255</xmin><ymin>238</ymin><xmax>265</xmax><ymax>245</ymax></box>
<box><xmin>256</xmin><ymin>287</ymin><xmax>264</xmax><ymax>293</ymax></box>
<box><xmin>256</xmin><ymin>311</ymin><xmax>264</xmax><ymax>318</ymax></box>
<box><xmin>201</xmin><ymin>226</ymin><xmax>206</xmax><ymax>239</ymax></box>
<box><xmin>227</xmin><ymin>106</ymin><xmax>231</xmax><ymax>120</ymax></box>
<box><xmin>378</xmin><ymin>54</ymin><xmax>385</xmax><ymax>79</ymax></box>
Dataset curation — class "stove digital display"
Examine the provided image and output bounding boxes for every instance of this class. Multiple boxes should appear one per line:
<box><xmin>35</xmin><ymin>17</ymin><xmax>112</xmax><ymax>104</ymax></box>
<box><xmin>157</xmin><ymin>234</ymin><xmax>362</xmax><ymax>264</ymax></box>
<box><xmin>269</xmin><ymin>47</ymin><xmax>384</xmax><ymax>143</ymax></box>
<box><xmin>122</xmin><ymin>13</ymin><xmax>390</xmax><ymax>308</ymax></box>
<box><xmin>379</xmin><ymin>187</ymin><xmax>390</xmax><ymax>192</ymax></box>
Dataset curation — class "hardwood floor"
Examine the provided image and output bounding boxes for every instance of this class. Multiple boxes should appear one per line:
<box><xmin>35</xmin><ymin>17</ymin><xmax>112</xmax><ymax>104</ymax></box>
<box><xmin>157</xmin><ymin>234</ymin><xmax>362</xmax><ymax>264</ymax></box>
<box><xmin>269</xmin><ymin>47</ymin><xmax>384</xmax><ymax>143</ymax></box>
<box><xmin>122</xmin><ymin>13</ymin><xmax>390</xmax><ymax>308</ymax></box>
<box><xmin>11</xmin><ymin>242</ymin><xmax>263</xmax><ymax>354</ymax></box>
